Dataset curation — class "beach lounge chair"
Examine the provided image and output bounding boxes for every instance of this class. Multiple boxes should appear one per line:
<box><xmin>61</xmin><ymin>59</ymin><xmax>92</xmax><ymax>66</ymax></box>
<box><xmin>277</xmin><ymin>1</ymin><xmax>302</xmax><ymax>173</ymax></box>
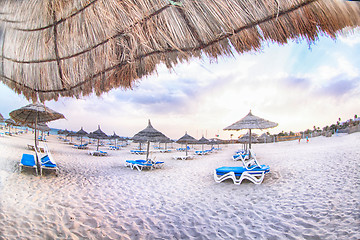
<box><xmin>159</xmin><ymin>149</ymin><xmax>172</xmax><ymax>153</ymax></box>
<box><xmin>235</xmin><ymin>149</ymin><xmax>260</xmax><ymax>170</ymax></box>
<box><xmin>173</xmin><ymin>155</ymin><xmax>194</xmax><ymax>160</ymax></box>
<box><xmin>89</xmin><ymin>150</ymin><xmax>108</xmax><ymax>156</ymax></box>
<box><xmin>214</xmin><ymin>165</ymin><xmax>270</xmax><ymax>185</ymax></box>
<box><xmin>73</xmin><ymin>143</ymin><xmax>88</xmax><ymax>149</ymax></box>
<box><xmin>215</xmin><ymin>149</ymin><xmax>270</xmax><ymax>185</ymax></box>
<box><xmin>40</xmin><ymin>153</ymin><xmax>58</xmax><ymax>176</ymax></box>
<box><xmin>35</xmin><ymin>145</ymin><xmax>58</xmax><ymax>176</ymax></box>
<box><xmin>27</xmin><ymin>144</ymin><xmax>36</xmax><ymax>151</ymax></box>
<box><xmin>109</xmin><ymin>145</ymin><xmax>120</xmax><ymax>150</ymax></box>
<box><xmin>125</xmin><ymin>159</ymin><xmax>164</xmax><ymax>171</ymax></box>
<box><xmin>125</xmin><ymin>160</ymin><xmax>152</xmax><ymax>171</ymax></box>
<box><xmin>19</xmin><ymin>153</ymin><xmax>38</xmax><ymax>175</ymax></box>
<box><xmin>130</xmin><ymin>150</ymin><xmax>146</xmax><ymax>155</ymax></box>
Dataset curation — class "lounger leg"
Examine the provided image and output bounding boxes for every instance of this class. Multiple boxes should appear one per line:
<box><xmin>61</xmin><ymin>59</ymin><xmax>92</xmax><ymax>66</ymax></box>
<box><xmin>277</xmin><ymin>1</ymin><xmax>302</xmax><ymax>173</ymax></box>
<box><xmin>214</xmin><ymin>171</ymin><xmax>237</xmax><ymax>184</ymax></box>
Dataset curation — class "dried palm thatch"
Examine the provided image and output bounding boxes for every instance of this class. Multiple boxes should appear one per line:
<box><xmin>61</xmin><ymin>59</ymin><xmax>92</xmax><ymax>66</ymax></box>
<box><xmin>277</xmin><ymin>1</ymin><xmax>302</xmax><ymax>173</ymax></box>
<box><xmin>0</xmin><ymin>0</ymin><xmax>359</xmax><ymax>102</ymax></box>
<box><xmin>224</xmin><ymin>110</ymin><xmax>278</xmax><ymax>150</ymax></box>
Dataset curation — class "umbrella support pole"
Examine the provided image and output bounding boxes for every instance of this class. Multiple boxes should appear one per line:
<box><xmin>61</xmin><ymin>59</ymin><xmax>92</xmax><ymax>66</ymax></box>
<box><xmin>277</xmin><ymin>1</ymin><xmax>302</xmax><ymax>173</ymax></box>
<box><xmin>249</xmin><ymin>129</ymin><xmax>252</xmax><ymax>158</ymax></box>
<box><xmin>146</xmin><ymin>141</ymin><xmax>150</xmax><ymax>161</ymax></box>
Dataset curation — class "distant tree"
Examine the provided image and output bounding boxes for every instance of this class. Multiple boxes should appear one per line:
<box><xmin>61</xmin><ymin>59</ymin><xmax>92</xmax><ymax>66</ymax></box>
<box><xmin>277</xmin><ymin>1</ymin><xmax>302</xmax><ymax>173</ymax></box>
<box><xmin>355</xmin><ymin>114</ymin><xmax>358</xmax><ymax>119</ymax></box>
<box><xmin>330</xmin><ymin>124</ymin><xmax>337</xmax><ymax>131</ymax></box>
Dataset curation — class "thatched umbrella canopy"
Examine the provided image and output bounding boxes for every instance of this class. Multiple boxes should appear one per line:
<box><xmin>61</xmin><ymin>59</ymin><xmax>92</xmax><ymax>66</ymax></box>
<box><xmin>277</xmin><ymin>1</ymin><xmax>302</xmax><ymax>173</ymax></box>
<box><xmin>132</xmin><ymin>120</ymin><xmax>170</xmax><ymax>161</ymax></box>
<box><xmin>0</xmin><ymin>113</ymin><xmax>5</xmax><ymax>123</ymax></box>
<box><xmin>75</xmin><ymin>127</ymin><xmax>88</xmax><ymax>145</ymax></box>
<box><xmin>197</xmin><ymin>136</ymin><xmax>210</xmax><ymax>151</ymax></box>
<box><xmin>66</xmin><ymin>131</ymin><xmax>77</xmax><ymax>143</ymax></box>
<box><xmin>5</xmin><ymin>118</ymin><xmax>18</xmax><ymax>134</ymax></box>
<box><xmin>27</xmin><ymin>122</ymin><xmax>51</xmax><ymax>132</ymax></box>
<box><xmin>209</xmin><ymin>138</ymin><xmax>224</xmax><ymax>149</ymax></box>
<box><xmin>88</xmin><ymin>126</ymin><xmax>108</xmax><ymax>151</ymax></box>
<box><xmin>238</xmin><ymin>133</ymin><xmax>260</xmax><ymax>150</ymax></box>
<box><xmin>1</xmin><ymin>0</ymin><xmax>359</xmax><ymax>102</ymax></box>
<box><xmin>27</xmin><ymin>122</ymin><xmax>51</xmax><ymax>140</ymax></box>
<box><xmin>159</xmin><ymin>137</ymin><xmax>173</xmax><ymax>150</ymax></box>
<box><xmin>5</xmin><ymin>118</ymin><xmax>17</xmax><ymax>126</ymax></box>
<box><xmin>109</xmin><ymin>131</ymin><xmax>121</xmax><ymax>148</ymax></box>
<box><xmin>176</xmin><ymin>132</ymin><xmax>197</xmax><ymax>156</ymax></box>
<box><xmin>224</xmin><ymin>110</ymin><xmax>277</xmax><ymax>151</ymax></box>
<box><xmin>9</xmin><ymin>102</ymin><xmax>65</xmax><ymax>151</ymax></box>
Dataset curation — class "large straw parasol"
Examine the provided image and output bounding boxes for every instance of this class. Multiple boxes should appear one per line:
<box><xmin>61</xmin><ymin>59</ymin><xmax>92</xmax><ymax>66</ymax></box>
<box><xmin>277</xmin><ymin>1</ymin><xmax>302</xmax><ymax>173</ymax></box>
<box><xmin>75</xmin><ymin>127</ymin><xmax>88</xmax><ymax>145</ymax></box>
<box><xmin>27</xmin><ymin>122</ymin><xmax>51</xmax><ymax>132</ymax></box>
<box><xmin>224</xmin><ymin>110</ymin><xmax>278</xmax><ymax>151</ymax></box>
<box><xmin>109</xmin><ymin>131</ymin><xmax>120</xmax><ymax>148</ymax></box>
<box><xmin>66</xmin><ymin>131</ymin><xmax>77</xmax><ymax>143</ymax></box>
<box><xmin>27</xmin><ymin>122</ymin><xmax>51</xmax><ymax>140</ymax></box>
<box><xmin>0</xmin><ymin>0</ymin><xmax>359</xmax><ymax>102</ymax></box>
<box><xmin>88</xmin><ymin>125</ymin><xmax>108</xmax><ymax>151</ymax></box>
<box><xmin>5</xmin><ymin>118</ymin><xmax>18</xmax><ymax>134</ymax></box>
<box><xmin>176</xmin><ymin>132</ymin><xmax>197</xmax><ymax>156</ymax></box>
<box><xmin>197</xmin><ymin>136</ymin><xmax>210</xmax><ymax>152</ymax></box>
<box><xmin>10</xmin><ymin>103</ymin><xmax>65</xmax><ymax>149</ymax></box>
<box><xmin>132</xmin><ymin>120</ymin><xmax>170</xmax><ymax>161</ymax></box>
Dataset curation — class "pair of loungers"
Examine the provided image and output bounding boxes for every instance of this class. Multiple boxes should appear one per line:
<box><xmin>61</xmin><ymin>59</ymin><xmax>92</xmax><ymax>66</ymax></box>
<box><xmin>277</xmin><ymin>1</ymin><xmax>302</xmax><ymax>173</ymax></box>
<box><xmin>125</xmin><ymin>159</ymin><xmax>164</xmax><ymax>171</ymax></box>
<box><xmin>130</xmin><ymin>150</ymin><xmax>147</xmax><ymax>155</ymax></box>
<box><xmin>73</xmin><ymin>143</ymin><xmax>88</xmax><ymax>149</ymax></box>
<box><xmin>195</xmin><ymin>148</ymin><xmax>214</xmax><ymax>155</ymax></box>
<box><xmin>173</xmin><ymin>155</ymin><xmax>194</xmax><ymax>160</ymax></box>
<box><xmin>20</xmin><ymin>145</ymin><xmax>58</xmax><ymax>176</ymax></box>
<box><xmin>89</xmin><ymin>150</ymin><xmax>108</xmax><ymax>156</ymax></box>
<box><xmin>109</xmin><ymin>145</ymin><xmax>120</xmax><ymax>150</ymax></box>
<box><xmin>214</xmin><ymin>149</ymin><xmax>270</xmax><ymax>185</ymax></box>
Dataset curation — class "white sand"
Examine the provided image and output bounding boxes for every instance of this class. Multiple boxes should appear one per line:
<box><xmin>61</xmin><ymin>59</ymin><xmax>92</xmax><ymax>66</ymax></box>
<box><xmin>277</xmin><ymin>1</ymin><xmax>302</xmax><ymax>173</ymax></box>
<box><xmin>0</xmin><ymin>131</ymin><xmax>359</xmax><ymax>239</ymax></box>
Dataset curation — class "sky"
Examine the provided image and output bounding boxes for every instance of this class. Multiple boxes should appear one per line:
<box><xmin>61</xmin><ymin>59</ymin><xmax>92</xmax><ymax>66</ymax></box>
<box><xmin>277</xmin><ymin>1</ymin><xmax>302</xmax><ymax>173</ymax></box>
<box><xmin>0</xmin><ymin>28</ymin><xmax>359</xmax><ymax>140</ymax></box>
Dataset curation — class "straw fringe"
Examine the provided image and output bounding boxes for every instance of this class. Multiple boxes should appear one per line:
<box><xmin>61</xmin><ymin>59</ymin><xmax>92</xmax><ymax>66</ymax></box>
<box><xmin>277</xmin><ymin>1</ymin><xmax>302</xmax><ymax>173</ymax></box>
<box><xmin>0</xmin><ymin>0</ymin><xmax>359</xmax><ymax>102</ymax></box>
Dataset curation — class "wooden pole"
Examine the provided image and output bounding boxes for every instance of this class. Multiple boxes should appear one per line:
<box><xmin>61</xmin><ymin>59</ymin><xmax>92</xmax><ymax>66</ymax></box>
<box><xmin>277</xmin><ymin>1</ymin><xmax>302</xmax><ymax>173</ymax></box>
<box><xmin>146</xmin><ymin>141</ymin><xmax>150</xmax><ymax>161</ymax></box>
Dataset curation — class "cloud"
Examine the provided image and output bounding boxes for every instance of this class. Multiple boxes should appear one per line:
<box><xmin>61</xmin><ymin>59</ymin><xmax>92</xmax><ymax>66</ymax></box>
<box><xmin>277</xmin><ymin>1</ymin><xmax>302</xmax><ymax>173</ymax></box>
<box><xmin>317</xmin><ymin>76</ymin><xmax>360</xmax><ymax>98</ymax></box>
<box><xmin>281</xmin><ymin>76</ymin><xmax>311</xmax><ymax>89</ymax></box>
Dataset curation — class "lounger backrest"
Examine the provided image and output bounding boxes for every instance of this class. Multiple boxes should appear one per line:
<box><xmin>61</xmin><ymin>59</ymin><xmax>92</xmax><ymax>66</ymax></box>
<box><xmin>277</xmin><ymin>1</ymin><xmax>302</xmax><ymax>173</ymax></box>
<box><xmin>245</xmin><ymin>149</ymin><xmax>260</xmax><ymax>169</ymax></box>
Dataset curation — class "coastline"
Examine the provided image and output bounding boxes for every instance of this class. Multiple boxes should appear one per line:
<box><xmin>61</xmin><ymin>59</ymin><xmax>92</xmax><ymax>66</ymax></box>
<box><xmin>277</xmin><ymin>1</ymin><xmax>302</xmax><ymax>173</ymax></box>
<box><xmin>0</xmin><ymin>132</ymin><xmax>359</xmax><ymax>239</ymax></box>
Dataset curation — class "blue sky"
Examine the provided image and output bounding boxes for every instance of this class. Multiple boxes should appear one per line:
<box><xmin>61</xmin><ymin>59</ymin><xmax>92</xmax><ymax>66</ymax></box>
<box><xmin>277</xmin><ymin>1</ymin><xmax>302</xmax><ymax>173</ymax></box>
<box><xmin>0</xmin><ymin>29</ymin><xmax>359</xmax><ymax>140</ymax></box>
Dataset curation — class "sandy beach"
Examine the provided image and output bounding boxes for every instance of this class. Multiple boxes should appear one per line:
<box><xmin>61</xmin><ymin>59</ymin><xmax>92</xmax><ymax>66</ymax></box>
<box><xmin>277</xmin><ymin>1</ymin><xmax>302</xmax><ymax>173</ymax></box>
<box><xmin>0</xmin><ymin>131</ymin><xmax>359</xmax><ymax>239</ymax></box>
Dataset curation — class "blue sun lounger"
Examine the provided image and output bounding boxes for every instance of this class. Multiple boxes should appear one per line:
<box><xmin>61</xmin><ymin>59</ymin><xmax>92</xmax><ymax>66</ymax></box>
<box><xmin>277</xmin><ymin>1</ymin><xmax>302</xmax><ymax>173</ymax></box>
<box><xmin>125</xmin><ymin>159</ymin><xmax>164</xmax><ymax>171</ymax></box>
<box><xmin>130</xmin><ymin>150</ymin><xmax>147</xmax><ymax>155</ymax></box>
<box><xmin>214</xmin><ymin>165</ymin><xmax>270</xmax><ymax>185</ymax></box>
<box><xmin>40</xmin><ymin>154</ymin><xmax>58</xmax><ymax>176</ymax></box>
<box><xmin>19</xmin><ymin>153</ymin><xmax>38</xmax><ymax>175</ymax></box>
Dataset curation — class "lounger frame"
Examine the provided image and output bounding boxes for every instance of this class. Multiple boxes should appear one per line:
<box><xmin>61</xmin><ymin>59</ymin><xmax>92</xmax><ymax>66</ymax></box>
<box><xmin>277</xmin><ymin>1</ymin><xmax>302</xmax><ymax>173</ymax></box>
<box><xmin>213</xmin><ymin>169</ymin><xmax>266</xmax><ymax>185</ymax></box>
